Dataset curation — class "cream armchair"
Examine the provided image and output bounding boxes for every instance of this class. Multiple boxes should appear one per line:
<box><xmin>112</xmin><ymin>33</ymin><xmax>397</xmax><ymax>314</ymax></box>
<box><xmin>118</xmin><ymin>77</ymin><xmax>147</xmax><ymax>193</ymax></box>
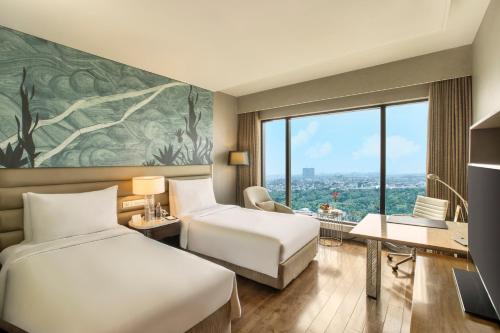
<box><xmin>243</xmin><ymin>186</ymin><xmax>294</xmax><ymax>214</ymax></box>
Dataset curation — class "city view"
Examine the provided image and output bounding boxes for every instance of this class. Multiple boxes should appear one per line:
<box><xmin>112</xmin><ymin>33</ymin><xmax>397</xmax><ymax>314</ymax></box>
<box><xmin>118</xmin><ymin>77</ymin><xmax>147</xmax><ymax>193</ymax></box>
<box><xmin>262</xmin><ymin>101</ymin><xmax>429</xmax><ymax>223</ymax></box>
<box><xmin>266</xmin><ymin>170</ymin><xmax>426</xmax><ymax>222</ymax></box>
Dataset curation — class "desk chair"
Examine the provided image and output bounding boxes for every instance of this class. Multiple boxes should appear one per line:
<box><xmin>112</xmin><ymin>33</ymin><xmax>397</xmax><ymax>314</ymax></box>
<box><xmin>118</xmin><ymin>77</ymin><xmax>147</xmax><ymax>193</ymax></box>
<box><xmin>387</xmin><ymin>195</ymin><xmax>449</xmax><ymax>271</ymax></box>
<box><xmin>243</xmin><ymin>186</ymin><xmax>294</xmax><ymax>214</ymax></box>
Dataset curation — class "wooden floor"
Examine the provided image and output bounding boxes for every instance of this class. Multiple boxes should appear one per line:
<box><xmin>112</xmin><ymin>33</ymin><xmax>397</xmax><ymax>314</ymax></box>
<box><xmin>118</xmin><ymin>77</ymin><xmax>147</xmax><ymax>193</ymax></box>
<box><xmin>232</xmin><ymin>241</ymin><xmax>414</xmax><ymax>333</ymax></box>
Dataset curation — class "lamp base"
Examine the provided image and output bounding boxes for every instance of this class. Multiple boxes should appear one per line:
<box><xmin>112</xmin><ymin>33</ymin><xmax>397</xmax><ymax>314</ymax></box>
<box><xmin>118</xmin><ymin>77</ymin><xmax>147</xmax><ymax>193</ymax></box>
<box><xmin>143</xmin><ymin>194</ymin><xmax>155</xmax><ymax>223</ymax></box>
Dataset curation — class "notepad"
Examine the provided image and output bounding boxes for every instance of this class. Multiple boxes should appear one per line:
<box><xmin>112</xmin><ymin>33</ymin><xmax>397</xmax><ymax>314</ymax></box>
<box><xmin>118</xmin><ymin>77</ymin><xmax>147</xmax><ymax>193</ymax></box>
<box><xmin>386</xmin><ymin>215</ymin><xmax>448</xmax><ymax>229</ymax></box>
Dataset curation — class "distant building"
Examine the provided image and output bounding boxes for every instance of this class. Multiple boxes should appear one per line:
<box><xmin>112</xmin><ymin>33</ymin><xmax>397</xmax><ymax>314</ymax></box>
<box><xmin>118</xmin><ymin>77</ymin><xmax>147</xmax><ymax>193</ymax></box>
<box><xmin>303</xmin><ymin>168</ymin><xmax>315</xmax><ymax>178</ymax></box>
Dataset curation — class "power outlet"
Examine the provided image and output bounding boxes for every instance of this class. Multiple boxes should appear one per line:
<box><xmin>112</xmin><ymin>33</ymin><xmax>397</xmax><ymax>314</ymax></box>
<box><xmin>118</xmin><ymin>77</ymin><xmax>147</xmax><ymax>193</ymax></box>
<box><xmin>122</xmin><ymin>199</ymin><xmax>145</xmax><ymax>209</ymax></box>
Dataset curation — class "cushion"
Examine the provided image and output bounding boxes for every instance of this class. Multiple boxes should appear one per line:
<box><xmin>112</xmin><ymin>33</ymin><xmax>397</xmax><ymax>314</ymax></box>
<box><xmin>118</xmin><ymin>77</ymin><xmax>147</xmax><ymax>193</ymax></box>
<box><xmin>275</xmin><ymin>204</ymin><xmax>293</xmax><ymax>214</ymax></box>
<box><xmin>168</xmin><ymin>178</ymin><xmax>217</xmax><ymax>217</ymax></box>
<box><xmin>256</xmin><ymin>200</ymin><xmax>276</xmax><ymax>212</ymax></box>
<box><xmin>27</xmin><ymin>186</ymin><xmax>118</xmax><ymax>243</ymax></box>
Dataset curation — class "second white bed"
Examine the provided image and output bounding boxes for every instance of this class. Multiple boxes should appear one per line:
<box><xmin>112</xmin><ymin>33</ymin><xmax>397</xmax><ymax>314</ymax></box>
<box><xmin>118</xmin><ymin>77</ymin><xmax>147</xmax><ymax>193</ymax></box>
<box><xmin>179</xmin><ymin>204</ymin><xmax>320</xmax><ymax>279</ymax></box>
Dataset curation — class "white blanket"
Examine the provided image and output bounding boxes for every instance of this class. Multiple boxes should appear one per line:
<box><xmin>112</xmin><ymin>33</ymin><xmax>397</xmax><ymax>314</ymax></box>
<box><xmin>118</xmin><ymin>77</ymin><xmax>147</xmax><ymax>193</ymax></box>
<box><xmin>0</xmin><ymin>226</ymin><xmax>240</xmax><ymax>333</ymax></box>
<box><xmin>180</xmin><ymin>205</ymin><xmax>320</xmax><ymax>278</ymax></box>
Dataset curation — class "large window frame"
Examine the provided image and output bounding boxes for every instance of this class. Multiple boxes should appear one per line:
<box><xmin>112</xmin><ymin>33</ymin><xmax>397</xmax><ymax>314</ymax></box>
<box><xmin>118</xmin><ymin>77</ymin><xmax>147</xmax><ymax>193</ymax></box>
<box><xmin>261</xmin><ymin>99</ymin><xmax>428</xmax><ymax>218</ymax></box>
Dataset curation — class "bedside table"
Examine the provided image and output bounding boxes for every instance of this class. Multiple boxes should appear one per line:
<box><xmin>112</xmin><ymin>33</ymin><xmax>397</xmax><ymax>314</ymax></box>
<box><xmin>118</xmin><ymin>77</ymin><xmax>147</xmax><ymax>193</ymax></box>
<box><xmin>128</xmin><ymin>219</ymin><xmax>181</xmax><ymax>245</ymax></box>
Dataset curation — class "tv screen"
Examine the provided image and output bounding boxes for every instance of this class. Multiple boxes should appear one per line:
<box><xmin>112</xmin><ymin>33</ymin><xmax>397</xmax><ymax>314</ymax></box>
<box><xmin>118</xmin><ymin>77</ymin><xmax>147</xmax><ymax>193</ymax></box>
<box><xmin>468</xmin><ymin>165</ymin><xmax>500</xmax><ymax>318</ymax></box>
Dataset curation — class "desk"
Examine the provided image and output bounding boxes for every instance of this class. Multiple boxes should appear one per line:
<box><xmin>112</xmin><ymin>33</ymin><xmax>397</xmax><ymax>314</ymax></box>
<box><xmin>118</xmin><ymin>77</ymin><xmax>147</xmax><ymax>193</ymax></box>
<box><xmin>350</xmin><ymin>213</ymin><xmax>468</xmax><ymax>299</ymax></box>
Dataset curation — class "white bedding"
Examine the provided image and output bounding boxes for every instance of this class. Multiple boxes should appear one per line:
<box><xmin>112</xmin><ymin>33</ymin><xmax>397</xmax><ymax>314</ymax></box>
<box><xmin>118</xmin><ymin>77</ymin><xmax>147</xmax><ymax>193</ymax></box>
<box><xmin>180</xmin><ymin>204</ymin><xmax>320</xmax><ymax>278</ymax></box>
<box><xmin>0</xmin><ymin>226</ymin><xmax>240</xmax><ymax>333</ymax></box>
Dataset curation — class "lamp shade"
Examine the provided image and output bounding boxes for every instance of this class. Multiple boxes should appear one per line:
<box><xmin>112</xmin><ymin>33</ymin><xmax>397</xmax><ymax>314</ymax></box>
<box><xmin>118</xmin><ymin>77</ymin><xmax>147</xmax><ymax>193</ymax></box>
<box><xmin>132</xmin><ymin>176</ymin><xmax>165</xmax><ymax>195</ymax></box>
<box><xmin>228</xmin><ymin>151</ymin><xmax>249</xmax><ymax>166</ymax></box>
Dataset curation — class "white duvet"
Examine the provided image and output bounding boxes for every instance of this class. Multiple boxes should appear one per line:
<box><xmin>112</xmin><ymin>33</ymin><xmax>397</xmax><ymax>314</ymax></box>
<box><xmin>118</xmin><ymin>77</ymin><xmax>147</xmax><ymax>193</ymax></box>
<box><xmin>180</xmin><ymin>205</ymin><xmax>320</xmax><ymax>278</ymax></box>
<box><xmin>0</xmin><ymin>226</ymin><xmax>240</xmax><ymax>333</ymax></box>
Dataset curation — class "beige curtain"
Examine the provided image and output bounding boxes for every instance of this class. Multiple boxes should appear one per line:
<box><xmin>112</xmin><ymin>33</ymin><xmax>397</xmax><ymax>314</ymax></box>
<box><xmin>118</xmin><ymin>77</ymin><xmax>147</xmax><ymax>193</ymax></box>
<box><xmin>236</xmin><ymin>112</ymin><xmax>261</xmax><ymax>206</ymax></box>
<box><xmin>427</xmin><ymin>76</ymin><xmax>472</xmax><ymax>220</ymax></box>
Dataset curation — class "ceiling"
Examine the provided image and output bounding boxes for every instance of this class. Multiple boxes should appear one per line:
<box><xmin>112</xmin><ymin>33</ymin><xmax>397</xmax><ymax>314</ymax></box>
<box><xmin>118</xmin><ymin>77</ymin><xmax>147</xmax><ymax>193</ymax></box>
<box><xmin>0</xmin><ymin>0</ymin><xmax>490</xmax><ymax>96</ymax></box>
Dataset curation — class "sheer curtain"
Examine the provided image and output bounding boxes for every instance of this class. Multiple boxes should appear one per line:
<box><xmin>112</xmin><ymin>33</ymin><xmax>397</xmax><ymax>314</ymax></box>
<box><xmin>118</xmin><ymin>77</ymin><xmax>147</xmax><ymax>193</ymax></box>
<box><xmin>427</xmin><ymin>76</ymin><xmax>472</xmax><ymax>220</ymax></box>
<box><xmin>236</xmin><ymin>112</ymin><xmax>261</xmax><ymax>206</ymax></box>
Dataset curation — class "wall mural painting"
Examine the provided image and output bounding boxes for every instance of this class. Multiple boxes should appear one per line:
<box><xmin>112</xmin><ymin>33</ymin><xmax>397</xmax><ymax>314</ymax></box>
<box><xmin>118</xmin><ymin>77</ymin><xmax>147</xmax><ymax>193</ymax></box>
<box><xmin>0</xmin><ymin>26</ymin><xmax>213</xmax><ymax>168</ymax></box>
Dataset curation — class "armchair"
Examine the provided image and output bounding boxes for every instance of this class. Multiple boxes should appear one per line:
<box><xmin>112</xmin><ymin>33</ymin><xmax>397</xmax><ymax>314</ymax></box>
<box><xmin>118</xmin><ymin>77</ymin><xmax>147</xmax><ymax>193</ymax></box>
<box><xmin>243</xmin><ymin>186</ymin><xmax>294</xmax><ymax>214</ymax></box>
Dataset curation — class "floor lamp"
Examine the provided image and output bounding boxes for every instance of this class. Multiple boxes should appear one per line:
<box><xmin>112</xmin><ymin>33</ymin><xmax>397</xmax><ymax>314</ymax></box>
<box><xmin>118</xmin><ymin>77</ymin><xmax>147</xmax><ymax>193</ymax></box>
<box><xmin>228</xmin><ymin>151</ymin><xmax>250</xmax><ymax>205</ymax></box>
<box><xmin>427</xmin><ymin>173</ymin><xmax>469</xmax><ymax>221</ymax></box>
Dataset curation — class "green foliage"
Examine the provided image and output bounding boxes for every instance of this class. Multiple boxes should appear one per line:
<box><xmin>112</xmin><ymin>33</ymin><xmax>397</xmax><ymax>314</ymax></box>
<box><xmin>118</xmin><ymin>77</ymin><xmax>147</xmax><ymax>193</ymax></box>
<box><xmin>175</xmin><ymin>129</ymin><xmax>184</xmax><ymax>143</ymax></box>
<box><xmin>0</xmin><ymin>68</ymin><xmax>38</xmax><ymax>168</ymax></box>
<box><xmin>154</xmin><ymin>144</ymin><xmax>183</xmax><ymax>165</ymax></box>
<box><xmin>183</xmin><ymin>86</ymin><xmax>205</xmax><ymax>164</ymax></box>
<box><xmin>142</xmin><ymin>160</ymin><xmax>157</xmax><ymax>166</ymax></box>
<box><xmin>0</xmin><ymin>142</ymin><xmax>28</xmax><ymax>168</ymax></box>
<box><xmin>269</xmin><ymin>186</ymin><xmax>425</xmax><ymax>222</ymax></box>
<box><xmin>15</xmin><ymin>67</ymin><xmax>40</xmax><ymax>168</ymax></box>
<box><xmin>180</xmin><ymin>86</ymin><xmax>214</xmax><ymax>165</ymax></box>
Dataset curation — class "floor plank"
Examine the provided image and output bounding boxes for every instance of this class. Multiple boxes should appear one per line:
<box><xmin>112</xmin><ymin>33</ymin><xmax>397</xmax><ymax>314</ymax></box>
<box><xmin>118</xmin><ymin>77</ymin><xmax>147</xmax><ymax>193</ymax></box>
<box><xmin>232</xmin><ymin>241</ymin><xmax>415</xmax><ymax>333</ymax></box>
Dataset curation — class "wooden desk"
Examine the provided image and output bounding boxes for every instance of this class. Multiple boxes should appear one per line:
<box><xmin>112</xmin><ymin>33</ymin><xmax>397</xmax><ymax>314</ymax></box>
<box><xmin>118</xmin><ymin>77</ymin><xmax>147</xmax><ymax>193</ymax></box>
<box><xmin>350</xmin><ymin>214</ymin><xmax>468</xmax><ymax>299</ymax></box>
<box><xmin>411</xmin><ymin>253</ymin><xmax>500</xmax><ymax>333</ymax></box>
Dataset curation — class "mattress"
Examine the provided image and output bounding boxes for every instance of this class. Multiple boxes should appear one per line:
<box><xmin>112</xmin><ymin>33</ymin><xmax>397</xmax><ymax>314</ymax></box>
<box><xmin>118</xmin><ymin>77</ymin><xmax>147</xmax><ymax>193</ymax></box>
<box><xmin>180</xmin><ymin>205</ymin><xmax>320</xmax><ymax>278</ymax></box>
<box><xmin>0</xmin><ymin>226</ymin><xmax>240</xmax><ymax>333</ymax></box>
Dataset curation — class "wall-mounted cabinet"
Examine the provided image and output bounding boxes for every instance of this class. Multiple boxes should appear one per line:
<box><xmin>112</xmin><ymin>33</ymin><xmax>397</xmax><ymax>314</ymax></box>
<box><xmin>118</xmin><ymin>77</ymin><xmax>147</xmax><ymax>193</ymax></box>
<box><xmin>470</xmin><ymin>109</ymin><xmax>500</xmax><ymax>166</ymax></box>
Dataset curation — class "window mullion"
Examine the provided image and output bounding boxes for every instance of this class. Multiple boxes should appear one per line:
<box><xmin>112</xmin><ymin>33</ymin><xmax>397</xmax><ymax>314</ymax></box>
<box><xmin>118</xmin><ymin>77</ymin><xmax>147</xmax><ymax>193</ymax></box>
<box><xmin>285</xmin><ymin>118</ymin><xmax>292</xmax><ymax>207</ymax></box>
<box><xmin>380</xmin><ymin>105</ymin><xmax>386</xmax><ymax>215</ymax></box>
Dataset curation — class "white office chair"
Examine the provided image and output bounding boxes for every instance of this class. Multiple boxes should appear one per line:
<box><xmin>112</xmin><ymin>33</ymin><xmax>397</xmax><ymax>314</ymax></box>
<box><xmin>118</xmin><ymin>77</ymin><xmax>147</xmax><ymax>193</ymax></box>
<box><xmin>243</xmin><ymin>186</ymin><xmax>294</xmax><ymax>214</ymax></box>
<box><xmin>387</xmin><ymin>195</ymin><xmax>449</xmax><ymax>271</ymax></box>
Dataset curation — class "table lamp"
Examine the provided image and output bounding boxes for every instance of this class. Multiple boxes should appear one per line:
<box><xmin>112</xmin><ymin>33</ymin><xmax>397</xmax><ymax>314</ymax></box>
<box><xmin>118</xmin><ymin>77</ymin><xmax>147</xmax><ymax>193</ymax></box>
<box><xmin>132</xmin><ymin>176</ymin><xmax>165</xmax><ymax>223</ymax></box>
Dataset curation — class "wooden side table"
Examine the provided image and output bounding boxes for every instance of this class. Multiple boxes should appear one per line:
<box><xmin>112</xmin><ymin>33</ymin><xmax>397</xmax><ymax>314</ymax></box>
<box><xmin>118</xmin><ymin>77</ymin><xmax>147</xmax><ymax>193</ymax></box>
<box><xmin>128</xmin><ymin>219</ymin><xmax>181</xmax><ymax>246</ymax></box>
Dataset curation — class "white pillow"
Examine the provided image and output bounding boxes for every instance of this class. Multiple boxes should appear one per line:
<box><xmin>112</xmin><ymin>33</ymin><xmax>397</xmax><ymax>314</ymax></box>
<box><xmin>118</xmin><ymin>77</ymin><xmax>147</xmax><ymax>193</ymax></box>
<box><xmin>26</xmin><ymin>186</ymin><xmax>118</xmax><ymax>243</ymax></box>
<box><xmin>168</xmin><ymin>178</ymin><xmax>217</xmax><ymax>217</ymax></box>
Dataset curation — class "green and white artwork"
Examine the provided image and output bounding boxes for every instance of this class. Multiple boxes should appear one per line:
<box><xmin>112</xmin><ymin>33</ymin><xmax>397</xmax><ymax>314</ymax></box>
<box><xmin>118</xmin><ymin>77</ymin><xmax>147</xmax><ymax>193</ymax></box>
<box><xmin>0</xmin><ymin>26</ymin><xmax>213</xmax><ymax>168</ymax></box>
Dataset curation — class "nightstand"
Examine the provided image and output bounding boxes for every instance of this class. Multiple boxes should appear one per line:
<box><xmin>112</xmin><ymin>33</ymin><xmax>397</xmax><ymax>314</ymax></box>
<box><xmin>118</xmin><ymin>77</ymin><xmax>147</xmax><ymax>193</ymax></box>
<box><xmin>128</xmin><ymin>218</ymin><xmax>181</xmax><ymax>246</ymax></box>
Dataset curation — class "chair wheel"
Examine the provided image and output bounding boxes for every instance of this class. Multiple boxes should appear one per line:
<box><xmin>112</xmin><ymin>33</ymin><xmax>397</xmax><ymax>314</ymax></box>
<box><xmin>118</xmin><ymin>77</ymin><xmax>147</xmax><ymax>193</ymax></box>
<box><xmin>387</xmin><ymin>255</ymin><xmax>393</xmax><ymax>261</ymax></box>
<box><xmin>392</xmin><ymin>266</ymin><xmax>398</xmax><ymax>271</ymax></box>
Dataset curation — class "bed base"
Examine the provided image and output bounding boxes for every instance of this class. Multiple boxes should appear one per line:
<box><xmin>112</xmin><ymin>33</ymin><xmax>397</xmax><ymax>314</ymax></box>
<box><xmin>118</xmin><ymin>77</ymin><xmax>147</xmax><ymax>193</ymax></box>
<box><xmin>0</xmin><ymin>302</ymin><xmax>231</xmax><ymax>333</ymax></box>
<box><xmin>188</xmin><ymin>237</ymin><xmax>318</xmax><ymax>290</ymax></box>
<box><xmin>186</xmin><ymin>301</ymin><xmax>231</xmax><ymax>333</ymax></box>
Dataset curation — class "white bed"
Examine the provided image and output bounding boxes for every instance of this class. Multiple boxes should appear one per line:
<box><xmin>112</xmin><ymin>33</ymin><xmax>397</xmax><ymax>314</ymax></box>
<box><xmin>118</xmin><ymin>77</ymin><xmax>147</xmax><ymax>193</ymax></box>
<box><xmin>169</xmin><ymin>179</ymin><xmax>320</xmax><ymax>288</ymax></box>
<box><xmin>0</xmin><ymin>187</ymin><xmax>241</xmax><ymax>333</ymax></box>
<box><xmin>0</xmin><ymin>226</ymin><xmax>240</xmax><ymax>333</ymax></box>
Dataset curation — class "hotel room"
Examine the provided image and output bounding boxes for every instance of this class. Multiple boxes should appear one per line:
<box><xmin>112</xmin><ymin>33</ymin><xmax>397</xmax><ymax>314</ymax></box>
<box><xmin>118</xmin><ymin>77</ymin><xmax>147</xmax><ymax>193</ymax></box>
<box><xmin>0</xmin><ymin>1</ymin><xmax>499</xmax><ymax>332</ymax></box>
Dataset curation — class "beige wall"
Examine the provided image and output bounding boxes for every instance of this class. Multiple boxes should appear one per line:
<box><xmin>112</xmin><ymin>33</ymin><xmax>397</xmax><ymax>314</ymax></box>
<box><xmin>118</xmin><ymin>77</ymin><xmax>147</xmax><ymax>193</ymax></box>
<box><xmin>238</xmin><ymin>46</ymin><xmax>472</xmax><ymax>115</ymax></box>
<box><xmin>473</xmin><ymin>1</ymin><xmax>500</xmax><ymax>123</ymax></box>
<box><xmin>212</xmin><ymin>92</ymin><xmax>238</xmax><ymax>204</ymax></box>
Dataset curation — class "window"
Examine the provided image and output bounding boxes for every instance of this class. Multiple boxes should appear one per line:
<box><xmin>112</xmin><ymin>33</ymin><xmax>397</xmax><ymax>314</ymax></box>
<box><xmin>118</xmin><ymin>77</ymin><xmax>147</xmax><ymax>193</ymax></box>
<box><xmin>262</xmin><ymin>119</ymin><xmax>286</xmax><ymax>204</ymax></box>
<box><xmin>385</xmin><ymin>101</ymin><xmax>428</xmax><ymax>215</ymax></box>
<box><xmin>290</xmin><ymin>108</ymin><xmax>380</xmax><ymax>222</ymax></box>
<box><xmin>261</xmin><ymin>100</ymin><xmax>428</xmax><ymax>223</ymax></box>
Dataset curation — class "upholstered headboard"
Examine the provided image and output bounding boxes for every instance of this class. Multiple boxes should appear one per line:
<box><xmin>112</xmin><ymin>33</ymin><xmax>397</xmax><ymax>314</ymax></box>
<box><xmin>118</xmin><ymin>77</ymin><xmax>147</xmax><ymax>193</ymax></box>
<box><xmin>0</xmin><ymin>165</ymin><xmax>212</xmax><ymax>251</ymax></box>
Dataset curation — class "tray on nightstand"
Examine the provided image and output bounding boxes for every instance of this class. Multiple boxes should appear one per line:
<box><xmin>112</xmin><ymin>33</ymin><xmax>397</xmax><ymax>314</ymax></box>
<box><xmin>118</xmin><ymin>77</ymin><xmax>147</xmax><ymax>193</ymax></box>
<box><xmin>128</xmin><ymin>217</ymin><xmax>181</xmax><ymax>242</ymax></box>
<box><xmin>128</xmin><ymin>218</ymin><xmax>180</xmax><ymax>230</ymax></box>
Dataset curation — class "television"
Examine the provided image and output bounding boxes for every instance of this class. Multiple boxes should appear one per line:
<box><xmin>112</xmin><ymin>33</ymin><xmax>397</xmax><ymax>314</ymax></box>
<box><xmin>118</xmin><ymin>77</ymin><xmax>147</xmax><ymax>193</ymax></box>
<box><xmin>454</xmin><ymin>165</ymin><xmax>500</xmax><ymax>321</ymax></box>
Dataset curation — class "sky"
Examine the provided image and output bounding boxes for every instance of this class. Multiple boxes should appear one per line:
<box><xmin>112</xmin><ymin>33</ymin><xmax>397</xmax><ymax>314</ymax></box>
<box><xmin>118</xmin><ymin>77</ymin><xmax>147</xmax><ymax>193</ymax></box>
<box><xmin>263</xmin><ymin>101</ymin><xmax>428</xmax><ymax>176</ymax></box>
